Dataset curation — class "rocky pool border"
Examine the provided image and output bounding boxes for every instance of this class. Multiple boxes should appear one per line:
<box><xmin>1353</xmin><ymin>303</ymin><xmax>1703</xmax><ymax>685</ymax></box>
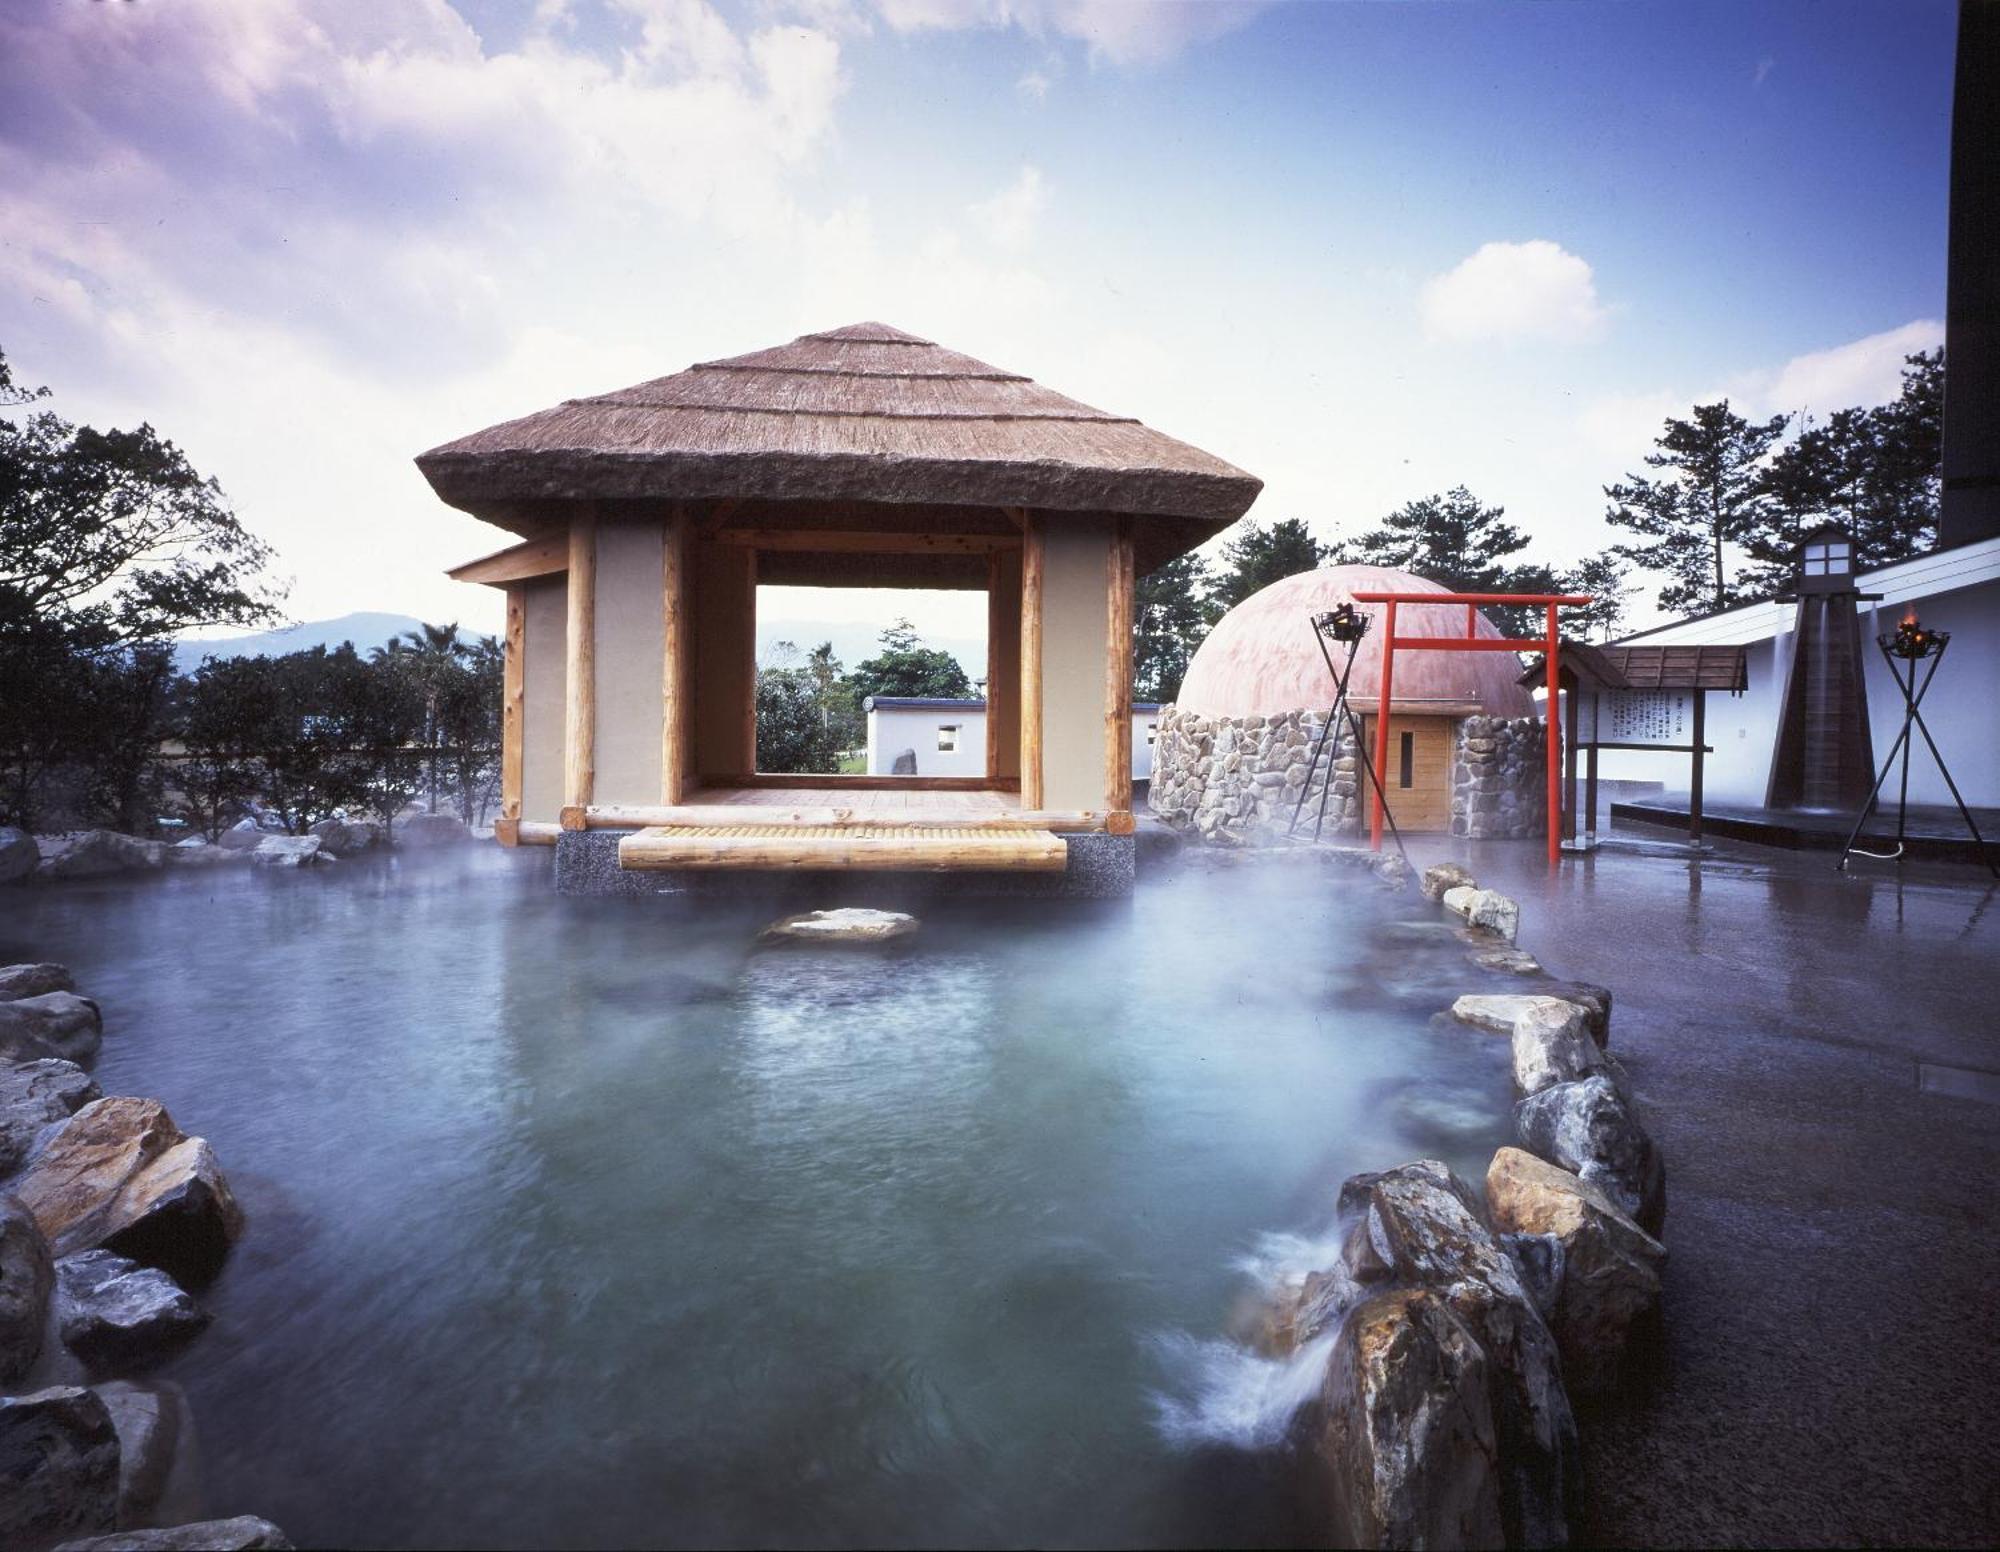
<box><xmin>1224</xmin><ymin>853</ymin><xmax>1667</xmax><ymax>1548</ymax></box>
<box><xmin>0</xmin><ymin>963</ymin><xmax>291</xmax><ymax>1551</ymax></box>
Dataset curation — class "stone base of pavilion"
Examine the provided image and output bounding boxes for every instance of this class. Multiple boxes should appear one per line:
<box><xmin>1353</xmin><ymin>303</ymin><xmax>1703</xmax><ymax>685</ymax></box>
<box><xmin>552</xmin><ymin>828</ymin><xmax>1137</xmax><ymax>900</ymax></box>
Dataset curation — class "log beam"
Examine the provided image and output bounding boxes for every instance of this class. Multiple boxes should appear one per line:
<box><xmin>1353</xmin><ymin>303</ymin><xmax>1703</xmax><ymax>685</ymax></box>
<box><xmin>661</xmin><ymin>507</ymin><xmax>690</xmax><ymax>805</ymax></box>
<box><xmin>499</xmin><ymin>584</ymin><xmax>525</xmax><ymax>839</ymax></box>
<box><xmin>1020</xmin><ymin>512</ymin><xmax>1045</xmax><ymax>810</ymax></box>
<box><xmin>1103</xmin><ymin>517</ymin><xmax>1135</xmax><ymax>817</ymax></box>
<box><xmin>448</xmin><ymin>532</ymin><xmax>568</xmax><ymax>587</ymax></box>
<box><xmin>564</xmin><ymin>511</ymin><xmax>597</xmax><ymax>808</ymax></box>
<box><xmin>576</xmin><ymin>802</ymin><xmax>1111</xmax><ymax>832</ymax></box>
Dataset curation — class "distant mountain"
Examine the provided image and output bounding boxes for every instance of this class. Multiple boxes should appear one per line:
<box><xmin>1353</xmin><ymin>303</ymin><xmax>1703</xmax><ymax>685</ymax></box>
<box><xmin>176</xmin><ymin>611</ymin><xmax>987</xmax><ymax>683</ymax></box>
<box><xmin>175</xmin><ymin>612</ymin><xmax>430</xmax><ymax>671</ymax></box>
<box><xmin>757</xmin><ymin>621</ymin><xmax>987</xmax><ymax>683</ymax></box>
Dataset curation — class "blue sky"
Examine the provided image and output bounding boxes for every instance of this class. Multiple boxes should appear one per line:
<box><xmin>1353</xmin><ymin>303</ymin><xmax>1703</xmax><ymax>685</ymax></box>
<box><xmin>0</xmin><ymin>0</ymin><xmax>1956</xmax><ymax>645</ymax></box>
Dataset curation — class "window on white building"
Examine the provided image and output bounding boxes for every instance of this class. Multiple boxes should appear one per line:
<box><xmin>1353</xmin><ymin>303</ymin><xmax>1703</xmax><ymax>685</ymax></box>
<box><xmin>937</xmin><ymin>725</ymin><xmax>959</xmax><ymax>752</ymax></box>
<box><xmin>1145</xmin><ymin>722</ymin><xmax>1158</xmax><ymax>747</ymax></box>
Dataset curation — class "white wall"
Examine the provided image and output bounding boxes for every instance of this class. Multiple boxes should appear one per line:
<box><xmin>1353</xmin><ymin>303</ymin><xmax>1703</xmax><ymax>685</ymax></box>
<box><xmin>865</xmin><ymin>706</ymin><xmax>987</xmax><ymax>776</ymax></box>
<box><xmin>863</xmin><ymin>703</ymin><xmax>1161</xmax><ymax>782</ymax></box>
<box><xmin>1857</xmin><ymin>579</ymin><xmax>2000</xmax><ymax>807</ymax></box>
<box><xmin>1594</xmin><ymin>569</ymin><xmax>2000</xmax><ymax>807</ymax></box>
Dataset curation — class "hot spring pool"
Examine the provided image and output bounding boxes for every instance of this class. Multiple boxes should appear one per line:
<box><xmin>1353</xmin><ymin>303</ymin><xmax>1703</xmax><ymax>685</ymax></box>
<box><xmin>4</xmin><ymin>846</ymin><xmax>1517</xmax><ymax>1549</ymax></box>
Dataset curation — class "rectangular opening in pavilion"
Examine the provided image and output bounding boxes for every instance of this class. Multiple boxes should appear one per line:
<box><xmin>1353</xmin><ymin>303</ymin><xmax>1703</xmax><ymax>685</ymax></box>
<box><xmin>417</xmin><ymin>324</ymin><xmax>1261</xmax><ymax>893</ymax></box>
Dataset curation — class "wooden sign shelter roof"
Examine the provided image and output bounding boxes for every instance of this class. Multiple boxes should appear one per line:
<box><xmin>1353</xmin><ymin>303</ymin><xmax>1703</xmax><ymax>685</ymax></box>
<box><xmin>1518</xmin><ymin>642</ymin><xmax>1748</xmax><ymax>693</ymax></box>
<box><xmin>415</xmin><ymin>322</ymin><xmax>1261</xmax><ymax>572</ymax></box>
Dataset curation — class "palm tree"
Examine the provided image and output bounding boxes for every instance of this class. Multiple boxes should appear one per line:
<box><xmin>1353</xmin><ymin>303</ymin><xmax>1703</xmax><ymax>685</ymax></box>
<box><xmin>372</xmin><ymin>623</ymin><xmax>469</xmax><ymax>811</ymax></box>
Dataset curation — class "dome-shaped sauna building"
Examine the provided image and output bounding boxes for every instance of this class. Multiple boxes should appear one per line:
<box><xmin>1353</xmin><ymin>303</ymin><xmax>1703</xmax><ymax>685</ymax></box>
<box><xmin>1149</xmin><ymin>565</ymin><xmax>1548</xmax><ymax>843</ymax></box>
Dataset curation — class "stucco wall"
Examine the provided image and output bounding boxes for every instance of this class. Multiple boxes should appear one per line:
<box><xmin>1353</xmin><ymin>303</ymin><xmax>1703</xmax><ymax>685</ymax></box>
<box><xmin>1594</xmin><ymin>575</ymin><xmax>2000</xmax><ymax>808</ymax></box>
<box><xmin>865</xmin><ymin>707</ymin><xmax>987</xmax><ymax>776</ymax></box>
<box><xmin>593</xmin><ymin>521</ymin><xmax>666</xmax><ymax>806</ymax></box>
<box><xmin>1039</xmin><ymin>519</ymin><xmax>1111</xmax><ymax>810</ymax></box>
<box><xmin>521</xmin><ymin>575</ymin><xmax>567</xmax><ymax>823</ymax></box>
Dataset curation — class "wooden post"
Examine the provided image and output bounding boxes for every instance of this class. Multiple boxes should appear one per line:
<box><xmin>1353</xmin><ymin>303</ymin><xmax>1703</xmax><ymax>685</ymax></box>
<box><xmin>565</xmin><ymin>510</ymin><xmax>597</xmax><ymax>809</ymax></box>
<box><xmin>1103</xmin><ymin>519</ymin><xmax>1135</xmax><ymax>818</ymax></box>
<box><xmin>1585</xmin><ymin>738</ymin><xmax>1600</xmax><ymax>846</ymax></box>
<box><xmin>499</xmin><ymin>584</ymin><xmax>525</xmax><ymax>844</ymax></box>
<box><xmin>1020</xmin><ymin>513</ymin><xmax>1045</xmax><ymax>810</ymax></box>
<box><xmin>1544</xmin><ymin>603</ymin><xmax>1561</xmax><ymax>867</ymax></box>
<box><xmin>1563</xmin><ymin>668</ymin><xmax>1579</xmax><ymax>845</ymax></box>
<box><xmin>741</xmin><ymin>548</ymin><xmax>759</xmax><ymax>773</ymax></box>
<box><xmin>661</xmin><ymin>508</ymin><xmax>690</xmax><ymax>805</ymax></box>
<box><xmin>1690</xmin><ymin>689</ymin><xmax>1706</xmax><ymax>846</ymax></box>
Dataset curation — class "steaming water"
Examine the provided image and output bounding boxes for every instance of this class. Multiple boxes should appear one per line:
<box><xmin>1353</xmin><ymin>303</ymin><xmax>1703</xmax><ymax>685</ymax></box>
<box><xmin>3</xmin><ymin>848</ymin><xmax>1514</xmax><ymax>1549</ymax></box>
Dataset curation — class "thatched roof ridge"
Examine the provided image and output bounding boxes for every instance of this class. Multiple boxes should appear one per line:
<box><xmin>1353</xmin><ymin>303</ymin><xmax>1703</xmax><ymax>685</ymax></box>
<box><xmin>416</xmin><ymin>323</ymin><xmax>1261</xmax><ymax>541</ymax></box>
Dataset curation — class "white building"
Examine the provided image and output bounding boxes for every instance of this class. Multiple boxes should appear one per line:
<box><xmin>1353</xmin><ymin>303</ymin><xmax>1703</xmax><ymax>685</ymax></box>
<box><xmin>1600</xmin><ymin>534</ymin><xmax>2000</xmax><ymax>808</ymax></box>
<box><xmin>865</xmin><ymin>698</ymin><xmax>1165</xmax><ymax>780</ymax></box>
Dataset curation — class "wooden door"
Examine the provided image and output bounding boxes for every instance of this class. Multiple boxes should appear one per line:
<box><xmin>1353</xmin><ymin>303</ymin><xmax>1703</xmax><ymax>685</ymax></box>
<box><xmin>1360</xmin><ymin>716</ymin><xmax>1454</xmax><ymax>832</ymax></box>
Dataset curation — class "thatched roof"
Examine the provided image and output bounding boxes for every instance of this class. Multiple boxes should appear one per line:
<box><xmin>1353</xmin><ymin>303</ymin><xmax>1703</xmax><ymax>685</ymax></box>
<box><xmin>415</xmin><ymin>324</ymin><xmax>1261</xmax><ymax>558</ymax></box>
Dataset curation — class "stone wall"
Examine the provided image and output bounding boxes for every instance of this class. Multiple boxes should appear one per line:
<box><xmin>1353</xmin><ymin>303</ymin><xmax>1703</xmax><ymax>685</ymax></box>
<box><xmin>1451</xmin><ymin>715</ymin><xmax>1547</xmax><ymax>841</ymax></box>
<box><xmin>1148</xmin><ymin>706</ymin><xmax>1546</xmax><ymax>844</ymax></box>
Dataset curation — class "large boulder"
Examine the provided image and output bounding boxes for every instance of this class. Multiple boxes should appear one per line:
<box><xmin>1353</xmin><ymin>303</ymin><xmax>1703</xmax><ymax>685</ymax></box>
<box><xmin>1303</xmin><ymin>1286</ymin><xmax>1504</xmax><ymax>1549</ymax></box>
<box><xmin>1469</xmin><ymin>944</ymin><xmax>1542</xmax><ymax>975</ymax></box>
<box><xmin>309</xmin><ymin>817</ymin><xmax>382</xmax><ymax>856</ymax></box>
<box><xmin>759</xmin><ymin>908</ymin><xmax>919</xmax><ymax>946</ymax></box>
<box><xmin>91</xmin><ymin>1380</ymin><xmax>191</xmax><ymax>1530</ymax></box>
<box><xmin>1450</xmin><ymin>992</ymin><xmax>1579</xmax><ymax>1037</ymax></box>
<box><xmin>0</xmin><ymin>962</ymin><xmax>73</xmax><ymax>1000</ymax></box>
<box><xmin>249</xmin><ymin>834</ymin><xmax>326</xmax><ymax>868</ymax></box>
<box><xmin>57</xmin><ymin>1250</ymin><xmax>210</xmax><ymax>1371</ymax></box>
<box><xmin>0</xmin><ymin>1386</ymin><xmax>120</xmax><ymax>1548</ymax></box>
<box><xmin>398</xmin><ymin>812</ymin><xmax>471</xmax><ymax>847</ymax></box>
<box><xmin>1441</xmin><ymin>885</ymin><xmax>1521</xmax><ymax>942</ymax></box>
<box><xmin>0</xmin><ymin>825</ymin><xmax>39</xmax><ymax>883</ymax></box>
<box><xmin>0</xmin><ymin>992</ymin><xmax>105</xmax><ymax>1064</ymax></box>
<box><xmin>1509</xmin><ymin>1000</ymin><xmax>1606</xmax><ymax>1096</ymax></box>
<box><xmin>38</xmin><ymin>831</ymin><xmax>167</xmax><ymax>880</ymax></box>
<box><xmin>1</xmin><ymin>1193</ymin><xmax>54</xmax><ymax>1382</ymax></box>
<box><xmin>1486</xmin><ymin>1148</ymin><xmax>1666</xmax><ymax>1397</ymax></box>
<box><xmin>13</xmin><ymin>1098</ymin><xmax>244</xmax><ymax>1283</ymax></box>
<box><xmin>1337</xmin><ymin>1159</ymin><xmax>1577</xmax><ymax>1548</ymax></box>
<box><xmin>216</xmin><ymin>819</ymin><xmax>270</xmax><ymax>852</ymax></box>
<box><xmin>1418</xmin><ymin>861</ymin><xmax>1477</xmax><ymax>902</ymax></box>
<box><xmin>0</xmin><ymin>1060</ymin><xmax>102</xmax><ymax>1179</ymax></box>
<box><xmin>56</xmin><ymin>1518</ymin><xmax>294</xmax><ymax>1551</ymax></box>
<box><xmin>164</xmin><ymin>838</ymin><xmax>241</xmax><ymax>868</ymax></box>
<box><xmin>1516</xmin><ymin>1076</ymin><xmax>1667</xmax><ymax>1235</ymax></box>
<box><xmin>1536</xmin><ymin>979</ymin><xmax>1613</xmax><ymax>1046</ymax></box>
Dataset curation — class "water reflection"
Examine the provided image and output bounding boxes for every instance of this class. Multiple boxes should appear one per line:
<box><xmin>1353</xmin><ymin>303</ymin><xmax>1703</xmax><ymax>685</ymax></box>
<box><xmin>6</xmin><ymin>849</ymin><xmax>1515</xmax><ymax>1550</ymax></box>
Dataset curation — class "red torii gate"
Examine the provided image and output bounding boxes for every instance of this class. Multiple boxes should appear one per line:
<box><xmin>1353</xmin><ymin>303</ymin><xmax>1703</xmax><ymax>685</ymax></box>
<box><xmin>1350</xmin><ymin>590</ymin><xmax>1593</xmax><ymax>868</ymax></box>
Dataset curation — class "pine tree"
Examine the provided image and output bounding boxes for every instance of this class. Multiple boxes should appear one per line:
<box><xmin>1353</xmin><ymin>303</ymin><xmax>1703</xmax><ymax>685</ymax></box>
<box><xmin>1351</xmin><ymin>486</ymin><xmax>1534</xmax><ymax>592</ymax></box>
<box><xmin>1132</xmin><ymin>552</ymin><xmax>1213</xmax><ymax>702</ymax></box>
<box><xmin>1605</xmin><ymin>400</ymin><xmax>1789</xmax><ymax>615</ymax></box>
<box><xmin>1208</xmin><ymin>517</ymin><xmax>1330</xmax><ymax>612</ymax></box>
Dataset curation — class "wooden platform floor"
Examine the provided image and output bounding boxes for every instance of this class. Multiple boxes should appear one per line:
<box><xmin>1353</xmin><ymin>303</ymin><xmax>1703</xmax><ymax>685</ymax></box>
<box><xmin>692</xmin><ymin>784</ymin><xmax>1021</xmax><ymax>813</ymax></box>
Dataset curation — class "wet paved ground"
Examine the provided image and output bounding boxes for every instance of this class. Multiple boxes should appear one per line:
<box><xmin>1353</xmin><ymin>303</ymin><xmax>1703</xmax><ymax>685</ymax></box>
<box><xmin>1399</xmin><ymin>824</ymin><xmax>2000</xmax><ymax>1548</ymax></box>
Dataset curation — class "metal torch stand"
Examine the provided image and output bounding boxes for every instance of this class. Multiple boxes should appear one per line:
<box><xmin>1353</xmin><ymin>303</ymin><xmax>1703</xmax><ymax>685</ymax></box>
<box><xmin>1286</xmin><ymin>624</ymin><xmax>1414</xmax><ymax>874</ymax></box>
<box><xmin>1837</xmin><ymin>636</ymin><xmax>1999</xmax><ymax>877</ymax></box>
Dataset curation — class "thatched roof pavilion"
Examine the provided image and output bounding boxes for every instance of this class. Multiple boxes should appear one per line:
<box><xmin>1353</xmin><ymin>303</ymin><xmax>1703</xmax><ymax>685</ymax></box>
<box><xmin>419</xmin><ymin>322</ymin><xmax>1258</xmax><ymax>577</ymax></box>
<box><xmin>418</xmin><ymin>322</ymin><xmax>1261</xmax><ymax>896</ymax></box>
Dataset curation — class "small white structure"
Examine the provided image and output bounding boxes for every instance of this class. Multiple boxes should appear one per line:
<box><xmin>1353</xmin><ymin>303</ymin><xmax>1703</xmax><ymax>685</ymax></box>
<box><xmin>865</xmin><ymin>698</ymin><xmax>1163</xmax><ymax>779</ymax></box>
<box><xmin>1600</xmin><ymin>533</ymin><xmax>2000</xmax><ymax>806</ymax></box>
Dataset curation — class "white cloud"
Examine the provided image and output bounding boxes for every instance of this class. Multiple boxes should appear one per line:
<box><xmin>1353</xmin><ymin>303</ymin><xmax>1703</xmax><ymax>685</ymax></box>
<box><xmin>1017</xmin><ymin>69</ymin><xmax>1052</xmax><ymax>100</ymax></box>
<box><xmin>968</xmin><ymin>165</ymin><xmax>1047</xmax><ymax>249</ymax></box>
<box><xmin>869</xmin><ymin>0</ymin><xmax>1266</xmax><ymax>68</ymax></box>
<box><xmin>1420</xmin><ymin>239</ymin><xmax>1610</xmax><ymax>345</ymax></box>
<box><xmin>1756</xmin><ymin>318</ymin><xmax>1942</xmax><ymax>416</ymax></box>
